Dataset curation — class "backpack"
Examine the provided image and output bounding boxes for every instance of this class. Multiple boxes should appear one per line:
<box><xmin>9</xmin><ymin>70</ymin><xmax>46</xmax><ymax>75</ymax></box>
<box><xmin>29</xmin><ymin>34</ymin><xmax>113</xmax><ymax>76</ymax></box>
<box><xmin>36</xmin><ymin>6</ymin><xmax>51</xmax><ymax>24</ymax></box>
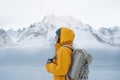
<box><xmin>62</xmin><ymin>45</ymin><xmax>93</xmax><ymax>80</ymax></box>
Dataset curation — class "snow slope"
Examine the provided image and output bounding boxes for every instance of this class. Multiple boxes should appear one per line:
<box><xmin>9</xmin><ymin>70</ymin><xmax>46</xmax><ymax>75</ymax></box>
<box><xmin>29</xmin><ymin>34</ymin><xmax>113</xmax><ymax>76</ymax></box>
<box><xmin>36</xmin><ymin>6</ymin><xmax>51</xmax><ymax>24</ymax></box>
<box><xmin>6</xmin><ymin>29</ymin><xmax>20</xmax><ymax>42</ymax></box>
<box><xmin>99</xmin><ymin>26</ymin><xmax>120</xmax><ymax>46</ymax></box>
<box><xmin>0</xmin><ymin>29</ymin><xmax>14</xmax><ymax>47</ymax></box>
<box><xmin>16</xmin><ymin>22</ymin><xmax>48</xmax><ymax>47</ymax></box>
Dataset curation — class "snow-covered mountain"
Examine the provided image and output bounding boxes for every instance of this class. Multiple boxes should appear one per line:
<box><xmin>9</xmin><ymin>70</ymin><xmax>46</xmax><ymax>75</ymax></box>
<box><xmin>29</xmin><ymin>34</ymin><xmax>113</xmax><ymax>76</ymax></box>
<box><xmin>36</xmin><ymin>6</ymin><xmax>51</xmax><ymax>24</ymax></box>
<box><xmin>0</xmin><ymin>15</ymin><xmax>120</xmax><ymax>48</ymax></box>
<box><xmin>42</xmin><ymin>15</ymin><xmax>120</xmax><ymax>48</ymax></box>
<box><xmin>16</xmin><ymin>22</ymin><xmax>48</xmax><ymax>46</ymax></box>
<box><xmin>42</xmin><ymin>15</ymin><xmax>83</xmax><ymax>29</ymax></box>
<box><xmin>6</xmin><ymin>29</ymin><xmax>20</xmax><ymax>42</ymax></box>
<box><xmin>98</xmin><ymin>26</ymin><xmax>120</xmax><ymax>47</ymax></box>
<box><xmin>78</xmin><ymin>24</ymin><xmax>120</xmax><ymax>48</ymax></box>
<box><xmin>0</xmin><ymin>29</ymin><xmax>14</xmax><ymax>47</ymax></box>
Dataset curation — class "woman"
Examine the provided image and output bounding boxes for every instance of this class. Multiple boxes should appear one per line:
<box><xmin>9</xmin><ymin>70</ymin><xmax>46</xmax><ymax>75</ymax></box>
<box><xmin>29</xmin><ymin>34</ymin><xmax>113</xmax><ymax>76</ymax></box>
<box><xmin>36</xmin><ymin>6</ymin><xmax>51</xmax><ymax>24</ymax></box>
<box><xmin>46</xmin><ymin>27</ymin><xmax>75</xmax><ymax>80</ymax></box>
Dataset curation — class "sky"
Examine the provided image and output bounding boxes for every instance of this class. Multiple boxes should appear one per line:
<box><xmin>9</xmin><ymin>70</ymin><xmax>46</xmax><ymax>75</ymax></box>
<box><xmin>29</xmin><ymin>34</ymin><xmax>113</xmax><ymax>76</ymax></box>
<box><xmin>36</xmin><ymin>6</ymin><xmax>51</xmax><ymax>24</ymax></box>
<box><xmin>0</xmin><ymin>0</ymin><xmax>120</xmax><ymax>30</ymax></box>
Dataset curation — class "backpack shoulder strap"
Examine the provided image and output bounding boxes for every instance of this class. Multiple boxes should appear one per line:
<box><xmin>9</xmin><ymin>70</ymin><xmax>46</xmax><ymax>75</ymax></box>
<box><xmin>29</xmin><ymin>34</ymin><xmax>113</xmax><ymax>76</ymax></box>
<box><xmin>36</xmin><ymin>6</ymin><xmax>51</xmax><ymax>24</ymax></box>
<box><xmin>62</xmin><ymin>45</ymin><xmax>74</xmax><ymax>51</ymax></box>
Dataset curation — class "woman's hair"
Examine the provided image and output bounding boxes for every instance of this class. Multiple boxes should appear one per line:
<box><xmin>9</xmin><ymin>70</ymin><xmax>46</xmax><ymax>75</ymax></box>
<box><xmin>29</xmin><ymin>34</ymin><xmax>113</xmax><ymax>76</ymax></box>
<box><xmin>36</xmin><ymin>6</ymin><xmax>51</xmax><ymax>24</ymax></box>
<box><xmin>56</xmin><ymin>28</ymin><xmax>61</xmax><ymax>43</ymax></box>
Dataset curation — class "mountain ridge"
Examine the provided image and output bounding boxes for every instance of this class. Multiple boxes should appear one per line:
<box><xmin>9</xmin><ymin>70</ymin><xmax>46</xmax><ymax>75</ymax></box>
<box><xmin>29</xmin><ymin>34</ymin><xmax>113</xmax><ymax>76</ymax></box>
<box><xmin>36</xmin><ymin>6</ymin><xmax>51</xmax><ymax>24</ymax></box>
<box><xmin>0</xmin><ymin>15</ymin><xmax>120</xmax><ymax>48</ymax></box>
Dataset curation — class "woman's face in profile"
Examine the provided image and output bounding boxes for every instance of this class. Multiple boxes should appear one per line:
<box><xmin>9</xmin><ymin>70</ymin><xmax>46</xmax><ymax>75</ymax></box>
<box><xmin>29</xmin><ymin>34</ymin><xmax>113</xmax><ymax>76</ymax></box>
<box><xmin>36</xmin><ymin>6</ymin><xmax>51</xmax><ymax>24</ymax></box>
<box><xmin>55</xmin><ymin>35</ymin><xmax>58</xmax><ymax>43</ymax></box>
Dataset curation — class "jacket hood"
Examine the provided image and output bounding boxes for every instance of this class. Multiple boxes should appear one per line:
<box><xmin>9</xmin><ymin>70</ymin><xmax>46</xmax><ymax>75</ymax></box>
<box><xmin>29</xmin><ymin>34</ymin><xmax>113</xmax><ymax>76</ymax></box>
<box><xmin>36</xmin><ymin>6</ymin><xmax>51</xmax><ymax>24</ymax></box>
<box><xmin>59</xmin><ymin>27</ymin><xmax>75</xmax><ymax>46</ymax></box>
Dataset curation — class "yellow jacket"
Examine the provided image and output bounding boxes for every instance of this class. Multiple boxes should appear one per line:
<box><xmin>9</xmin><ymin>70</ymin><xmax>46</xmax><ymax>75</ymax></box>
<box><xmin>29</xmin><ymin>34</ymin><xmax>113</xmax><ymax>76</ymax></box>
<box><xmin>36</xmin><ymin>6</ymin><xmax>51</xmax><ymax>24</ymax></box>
<box><xmin>46</xmin><ymin>27</ymin><xmax>75</xmax><ymax>80</ymax></box>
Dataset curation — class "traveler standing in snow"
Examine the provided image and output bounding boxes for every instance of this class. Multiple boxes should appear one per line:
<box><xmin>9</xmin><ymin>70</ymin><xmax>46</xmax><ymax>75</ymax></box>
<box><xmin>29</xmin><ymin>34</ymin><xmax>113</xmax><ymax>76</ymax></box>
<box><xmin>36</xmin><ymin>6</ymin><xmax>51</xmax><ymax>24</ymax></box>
<box><xmin>46</xmin><ymin>27</ymin><xmax>75</xmax><ymax>80</ymax></box>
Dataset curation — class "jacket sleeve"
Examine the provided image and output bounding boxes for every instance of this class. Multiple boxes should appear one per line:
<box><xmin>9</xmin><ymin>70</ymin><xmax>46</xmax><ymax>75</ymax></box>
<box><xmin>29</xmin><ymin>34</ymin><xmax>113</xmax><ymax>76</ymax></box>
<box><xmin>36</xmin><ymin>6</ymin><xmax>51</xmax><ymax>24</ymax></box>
<box><xmin>46</xmin><ymin>47</ymin><xmax>72</xmax><ymax>76</ymax></box>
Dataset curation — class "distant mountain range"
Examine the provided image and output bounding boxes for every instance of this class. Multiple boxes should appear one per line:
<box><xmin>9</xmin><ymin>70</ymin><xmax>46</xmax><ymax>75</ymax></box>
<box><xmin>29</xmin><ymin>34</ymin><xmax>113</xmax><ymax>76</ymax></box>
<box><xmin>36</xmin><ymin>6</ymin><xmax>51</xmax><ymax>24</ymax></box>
<box><xmin>0</xmin><ymin>15</ymin><xmax>120</xmax><ymax>48</ymax></box>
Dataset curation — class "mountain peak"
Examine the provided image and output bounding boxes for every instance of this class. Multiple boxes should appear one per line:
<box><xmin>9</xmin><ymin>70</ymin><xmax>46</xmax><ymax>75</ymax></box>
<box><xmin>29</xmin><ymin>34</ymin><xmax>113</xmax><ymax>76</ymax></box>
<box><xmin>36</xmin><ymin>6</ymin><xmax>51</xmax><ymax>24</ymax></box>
<box><xmin>42</xmin><ymin>15</ymin><xmax>83</xmax><ymax>30</ymax></box>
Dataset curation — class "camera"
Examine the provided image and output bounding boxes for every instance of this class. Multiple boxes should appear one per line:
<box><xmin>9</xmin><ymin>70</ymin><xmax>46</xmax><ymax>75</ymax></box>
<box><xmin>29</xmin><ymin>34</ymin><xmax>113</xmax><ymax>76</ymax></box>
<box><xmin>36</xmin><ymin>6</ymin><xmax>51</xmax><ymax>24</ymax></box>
<box><xmin>47</xmin><ymin>58</ymin><xmax>54</xmax><ymax>63</ymax></box>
